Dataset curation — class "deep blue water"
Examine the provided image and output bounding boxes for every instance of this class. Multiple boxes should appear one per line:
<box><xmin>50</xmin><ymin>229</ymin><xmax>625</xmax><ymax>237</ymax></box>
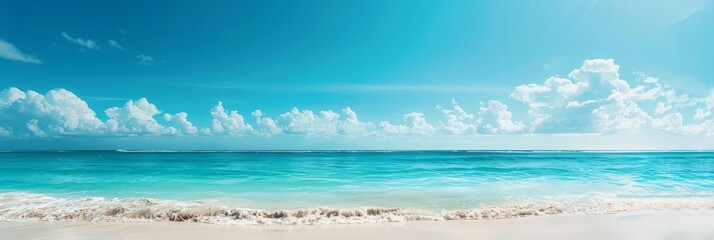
<box><xmin>1</xmin><ymin>151</ymin><xmax>713</xmax><ymax>210</ymax></box>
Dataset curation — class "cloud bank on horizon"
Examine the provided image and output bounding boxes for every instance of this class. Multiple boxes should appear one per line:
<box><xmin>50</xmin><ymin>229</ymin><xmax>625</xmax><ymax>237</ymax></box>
<box><xmin>2</xmin><ymin>59</ymin><xmax>714</xmax><ymax>143</ymax></box>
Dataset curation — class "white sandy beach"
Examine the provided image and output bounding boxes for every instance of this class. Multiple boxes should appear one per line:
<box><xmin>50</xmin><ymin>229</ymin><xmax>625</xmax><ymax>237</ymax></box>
<box><xmin>1</xmin><ymin>211</ymin><xmax>713</xmax><ymax>240</ymax></box>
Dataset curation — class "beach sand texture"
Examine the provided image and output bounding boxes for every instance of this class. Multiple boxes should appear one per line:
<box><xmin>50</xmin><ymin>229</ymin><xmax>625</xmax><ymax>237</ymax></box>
<box><xmin>1</xmin><ymin>211</ymin><xmax>713</xmax><ymax>240</ymax></box>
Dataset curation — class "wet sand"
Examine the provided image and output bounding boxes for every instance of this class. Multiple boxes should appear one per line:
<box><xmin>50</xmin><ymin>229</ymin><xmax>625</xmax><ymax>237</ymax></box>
<box><xmin>1</xmin><ymin>211</ymin><xmax>713</xmax><ymax>240</ymax></box>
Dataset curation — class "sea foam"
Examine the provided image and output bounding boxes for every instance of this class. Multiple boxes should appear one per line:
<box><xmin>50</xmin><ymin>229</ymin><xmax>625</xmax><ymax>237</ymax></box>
<box><xmin>1</xmin><ymin>192</ymin><xmax>712</xmax><ymax>225</ymax></box>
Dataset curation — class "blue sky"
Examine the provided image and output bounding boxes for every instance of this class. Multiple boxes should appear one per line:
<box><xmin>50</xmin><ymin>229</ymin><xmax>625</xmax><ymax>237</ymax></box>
<box><xmin>1</xmin><ymin>0</ymin><xmax>714</xmax><ymax>150</ymax></box>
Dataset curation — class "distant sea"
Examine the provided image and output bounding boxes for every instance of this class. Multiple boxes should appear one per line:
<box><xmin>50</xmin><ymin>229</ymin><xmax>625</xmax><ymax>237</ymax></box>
<box><xmin>1</xmin><ymin>151</ymin><xmax>712</xmax><ymax>224</ymax></box>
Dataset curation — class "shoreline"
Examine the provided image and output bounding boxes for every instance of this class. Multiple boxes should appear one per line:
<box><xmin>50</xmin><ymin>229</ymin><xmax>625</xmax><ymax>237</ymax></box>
<box><xmin>2</xmin><ymin>210</ymin><xmax>713</xmax><ymax>240</ymax></box>
<box><xmin>2</xmin><ymin>191</ymin><xmax>714</xmax><ymax>225</ymax></box>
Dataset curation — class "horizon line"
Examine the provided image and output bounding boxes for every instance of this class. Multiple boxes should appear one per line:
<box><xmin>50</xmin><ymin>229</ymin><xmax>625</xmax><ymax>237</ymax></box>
<box><xmin>2</xmin><ymin>149</ymin><xmax>714</xmax><ymax>153</ymax></box>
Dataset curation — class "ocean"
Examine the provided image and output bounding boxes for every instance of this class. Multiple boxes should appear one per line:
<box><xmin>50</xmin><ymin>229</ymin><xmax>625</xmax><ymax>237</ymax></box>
<box><xmin>1</xmin><ymin>151</ymin><xmax>713</xmax><ymax>224</ymax></box>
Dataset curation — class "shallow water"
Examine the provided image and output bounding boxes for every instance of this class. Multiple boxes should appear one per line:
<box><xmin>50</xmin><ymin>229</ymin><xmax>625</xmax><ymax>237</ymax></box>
<box><xmin>1</xmin><ymin>151</ymin><xmax>713</xmax><ymax>224</ymax></box>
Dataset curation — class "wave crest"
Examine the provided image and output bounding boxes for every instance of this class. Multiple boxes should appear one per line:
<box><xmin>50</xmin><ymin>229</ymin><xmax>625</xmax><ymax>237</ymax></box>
<box><xmin>1</xmin><ymin>192</ymin><xmax>712</xmax><ymax>225</ymax></box>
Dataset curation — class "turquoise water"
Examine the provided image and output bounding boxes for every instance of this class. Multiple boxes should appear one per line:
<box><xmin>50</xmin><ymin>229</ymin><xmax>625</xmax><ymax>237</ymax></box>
<box><xmin>1</xmin><ymin>151</ymin><xmax>713</xmax><ymax>224</ymax></box>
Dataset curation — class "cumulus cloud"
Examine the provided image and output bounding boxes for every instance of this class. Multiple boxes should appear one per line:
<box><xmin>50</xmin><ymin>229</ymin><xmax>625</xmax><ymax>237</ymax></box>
<box><xmin>694</xmin><ymin>108</ymin><xmax>711</xmax><ymax>121</ymax></box>
<box><xmin>0</xmin><ymin>87</ymin><xmax>106</xmax><ymax>137</ymax></box>
<box><xmin>380</xmin><ymin>112</ymin><xmax>436</xmax><ymax>135</ymax></box>
<box><xmin>164</xmin><ymin>112</ymin><xmax>198</xmax><ymax>135</ymax></box>
<box><xmin>136</xmin><ymin>54</ymin><xmax>155</xmax><ymax>65</ymax></box>
<box><xmin>338</xmin><ymin>107</ymin><xmax>374</xmax><ymax>135</ymax></box>
<box><xmin>378</xmin><ymin>121</ymin><xmax>408</xmax><ymax>135</ymax></box>
<box><xmin>251</xmin><ymin>110</ymin><xmax>282</xmax><ymax>136</ymax></box>
<box><xmin>478</xmin><ymin>100</ymin><xmax>525</xmax><ymax>134</ymax></box>
<box><xmin>511</xmin><ymin>58</ymin><xmax>714</xmax><ymax>135</ymax></box>
<box><xmin>210</xmin><ymin>102</ymin><xmax>254</xmax><ymax>135</ymax></box>
<box><xmin>244</xmin><ymin>107</ymin><xmax>375</xmax><ymax>136</ymax></box>
<box><xmin>105</xmin><ymin>98</ymin><xmax>167</xmax><ymax>134</ymax></box>
<box><xmin>3</xmin><ymin>58</ymin><xmax>714</xmax><ymax>141</ymax></box>
<box><xmin>0</xmin><ymin>39</ymin><xmax>41</xmax><ymax>64</ymax></box>
<box><xmin>437</xmin><ymin>99</ymin><xmax>476</xmax><ymax>134</ymax></box>
<box><xmin>61</xmin><ymin>32</ymin><xmax>99</xmax><ymax>50</ymax></box>
<box><xmin>0</xmin><ymin>87</ymin><xmax>25</xmax><ymax>106</ymax></box>
<box><xmin>277</xmin><ymin>108</ymin><xmax>341</xmax><ymax>135</ymax></box>
<box><xmin>695</xmin><ymin>91</ymin><xmax>714</xmax><ymax>121</ymax></box>
<box><xmin>26</xmin><ymin>119</ymin><xmax>47</xmax><ymax>137</ymax></box>
<box><xmin>0</xmin><ymin>87</ymin><xmax>199</xmax><ymax>138</ymax></box>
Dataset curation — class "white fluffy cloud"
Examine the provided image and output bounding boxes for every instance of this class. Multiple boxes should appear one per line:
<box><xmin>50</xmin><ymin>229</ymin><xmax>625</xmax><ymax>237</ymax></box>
<box><xmin>105</xmin><ymin>98</ymin><xmax>167</xmax><ymax>134</ymax></box>
<box><xmin>0</xmin><ymin>39</ymin><xmax>41</xmax><ymax>64</ymax></box>
<box><xmin>61</xmin><ymin>32</ymin><xmax>99</xmax><ymax>50</ymax></box>
<box><xmin>26</xmin><ymin>119</ymin><xmax>47</xmax><ymax>137</ymax></box>
<box><xmin>479</xmin><ymin>100</ymin><xmax>525</xmax><ymax>134</ymax></box>
<box><xmin>164</xmin><ymin>112</ymin><xmax>198</xmax><ymax>135</ymax></box>
<box><xmin>210</xmin><ymin>102</ymin><xmax>254</xmax><ymax>135</ymax></box>
<box><xmin>694</xmin><ymin>91</ymin><xmax>714</xmax><ymax>121</ymax></box>
<box><xmin>0</xmin><ymin>87</ymin><xmax>105</xmax><ymax>137</ymax></box>
<box><xmin>338</xmin><ymin>107</ymin><xmax>374</xmax><ymax>135</ymax></box>
<box><xmin>511</xmin><ymin>58</ymin><xmax>714</xmax><ymax>135</ymax></box>
<box><xmin>437</xmin><ymin>99</ymin><xmax>476</xmax><ymax>134</ymax></box>
<box><xmin>0</xmin><ymin>87</ymin><xmax>200</xmax><ymax>138</ymax></box>
<box><xmin>251</xmin><ymin>110</ymin><xmax>282</xmax><ymax>136</ymax></box>
<box><xmin>694</xmin><ymin>108</ymin><xmax>710</xmax><ymax>121</ymax></box>
<box><xmin>379</xmin><ymin>112</ymin><xmax>436</xmax><ymax>135</ymax></box>
<box><xmin>3</xmin><ymin>58</ymin><xmax>714</xmax><ymax>140</ymax></box>
<box><xmin>276</xmin><ymin>108</ymin><xmax>341</xmax><ymax>135</ymax></box>
<box><xmin>246</xmin><ymin>107</ymin><xmax>374</xmax><ymax>137</ymax></box>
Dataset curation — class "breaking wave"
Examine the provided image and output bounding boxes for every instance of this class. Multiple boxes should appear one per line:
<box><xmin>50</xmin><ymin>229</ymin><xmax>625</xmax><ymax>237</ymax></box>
<box><xmin>1</xmin><ymin>192</ymin><xmax>712</xmax><ymax>225</ymax></box>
